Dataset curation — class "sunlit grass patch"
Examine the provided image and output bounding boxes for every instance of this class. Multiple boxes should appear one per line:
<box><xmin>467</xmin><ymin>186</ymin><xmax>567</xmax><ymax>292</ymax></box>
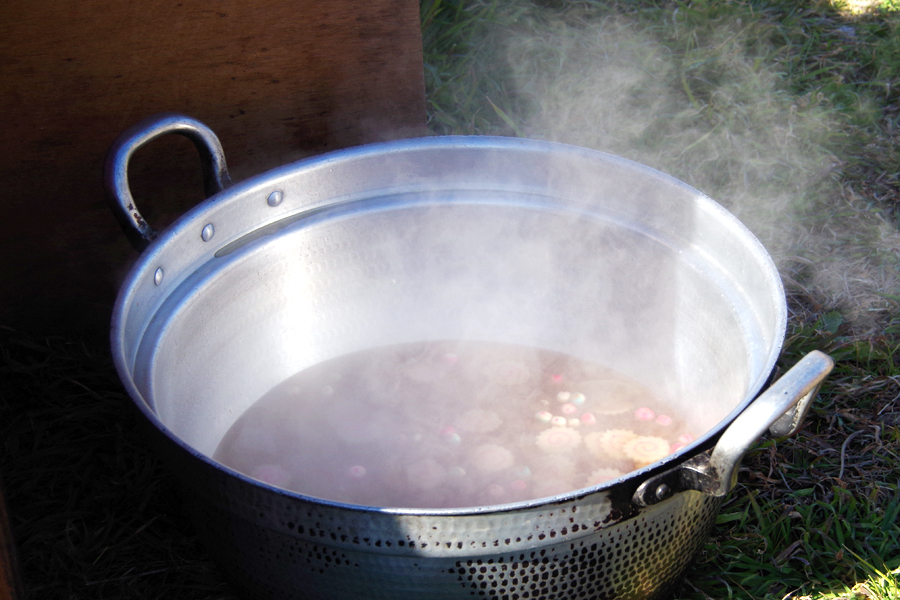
<box><xmin>683</xmin><ymin>481</ymin><xmax>900</xmax><ymax>598</ymax></box>
<box><xmin>830</xmin><ymin>0</ymin><xmax>900</xmax><ymax>17</ymax></box>
<box><xmin>813</xmin><ymin>558</ymin><xmax>900</xmax><ymax>600</ymax></box>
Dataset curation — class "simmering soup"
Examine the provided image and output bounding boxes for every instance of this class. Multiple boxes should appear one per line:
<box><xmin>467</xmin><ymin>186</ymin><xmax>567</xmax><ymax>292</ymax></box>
<box><xmin>214</xmin><ymin>341</ymin><xmax>695</xmax><ymax>508</ymax></box>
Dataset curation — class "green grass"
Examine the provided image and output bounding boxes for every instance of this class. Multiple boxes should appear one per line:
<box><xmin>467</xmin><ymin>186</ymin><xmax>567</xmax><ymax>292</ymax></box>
<box><xmin>421</xmin><ymin>0</ymin><xmax>531</xmax><ymax>135</ymax></box>
<box><xmin>421</xmin><ymin>1</ymin><xmax>900</xmax><ymax>598</ymax></box>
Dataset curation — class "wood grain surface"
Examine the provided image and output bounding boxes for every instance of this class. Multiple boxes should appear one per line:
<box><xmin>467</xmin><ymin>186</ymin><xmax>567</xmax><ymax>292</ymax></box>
<box><xmin>0</xmin><ymin>0</ymin><xmax>425</xmax><ymax>340</ymax></box>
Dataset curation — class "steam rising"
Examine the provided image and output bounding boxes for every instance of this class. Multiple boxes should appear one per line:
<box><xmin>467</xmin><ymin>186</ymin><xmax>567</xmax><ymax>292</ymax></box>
<box><xmin>469</xmin><ymin>6</ymin><xmax>898</xmax><ymax>330</ymax></box>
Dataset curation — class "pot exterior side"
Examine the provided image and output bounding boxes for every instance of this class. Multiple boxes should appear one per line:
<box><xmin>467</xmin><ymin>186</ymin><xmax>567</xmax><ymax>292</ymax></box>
<box><xmin>185</xmin><ymin>481</ymin><xmax>721</xmax><ymax>600</ymax></box>
<box><xmin>147</xmin><ymin>418</ymin><xmax>722</xmax><ymax>600</ymax></box>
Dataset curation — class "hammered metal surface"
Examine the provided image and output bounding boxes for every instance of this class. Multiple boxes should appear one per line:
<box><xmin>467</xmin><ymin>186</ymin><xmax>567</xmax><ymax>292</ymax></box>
<box><xmin>185</xmin><ymin>484</ymin><xmax>722</xmax><ymax>600</ymax></box>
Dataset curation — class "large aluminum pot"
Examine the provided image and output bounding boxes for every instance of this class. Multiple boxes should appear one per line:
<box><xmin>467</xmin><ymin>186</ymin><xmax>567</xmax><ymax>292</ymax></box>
<box><xmin>105</xmin><ymin>114</ymin><xmax>833</xmax><ymax>600</ymax></box>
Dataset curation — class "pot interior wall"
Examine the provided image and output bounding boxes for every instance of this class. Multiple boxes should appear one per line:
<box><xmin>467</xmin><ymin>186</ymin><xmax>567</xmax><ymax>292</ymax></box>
<box><xmin>133</xmin><ymin>195</ymin><xmax>772</xmax><ymax>458</ymax></box>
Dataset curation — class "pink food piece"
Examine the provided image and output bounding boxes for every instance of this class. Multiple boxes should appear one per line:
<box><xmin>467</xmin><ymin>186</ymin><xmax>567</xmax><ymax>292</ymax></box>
<box><xmin>580</xmin><ymin>412</ymin><xmax>597</xmax><ymax>425</ymax></box>
<box><xmin>634</xmin><ymin>407</ymin><xmax>656</xmax><ymax>421</ymax></box>
<box><xmin>535</xmin><ymin>411</ymin><xmax>553</xmax><ymax>423</ymax></box>
<box><xmin>678</xmin><ymin>433</ymin><xmax>695</xmax><ymax>444</ymax></box>
<box><xmin>655</xmin><ymin>414</ymin><xmax>673</xmax><ymax>426</ymax></box>
<box><xmin>511</xmin><ymin>479</ymin><xmax>528</xmax><ymax>491</ymax></box>
<box><xmin>250</xmin><ymin>464</ymin><xmax>291</xmax><ymax>487</ymax></box>
<box><xmin>348</xmin><ymin>465</ymin><xmax>367</xmax><ymax>478</ymax></box>
<box><xmin>441</xmin><ymin>425</ymin><xmax>461</xmax><ymax>444</ymax></box>
<box><xmin>535</xmin><ymin>427</ymin><xmax>582</xmax><ymax>453</ymax></box>
<box><xmin>561</xmin><ymin>403</ymin><xmax>577</xmax><ymax>415</ymax></box>
<box><xmin>441</xmin><ymin>425</ymin><xmax>462</xmax><ymax>444</ymax></box>
<box><xmin>670</xmin><ymin>442</ymin><xmax>687</xmax><ymax>453</ymax></box>
<box><xmin>551</xmin><ymin>374</ymin><xmax>563</xmax><ymax>384</ymax></box>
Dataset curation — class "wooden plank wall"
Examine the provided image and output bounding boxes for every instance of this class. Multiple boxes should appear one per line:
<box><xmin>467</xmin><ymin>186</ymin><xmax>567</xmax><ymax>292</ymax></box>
<box><xmin>0</xmin><ymin>0</ymin><xmax>426</xmax><ymax>341</ymax></box>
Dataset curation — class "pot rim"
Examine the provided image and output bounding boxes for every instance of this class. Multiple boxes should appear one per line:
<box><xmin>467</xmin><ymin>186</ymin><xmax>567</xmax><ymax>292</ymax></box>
<box><xmin>110</xmin><ymin>132</ymin><xmax>788</xmax><ymax>517</ymax></box>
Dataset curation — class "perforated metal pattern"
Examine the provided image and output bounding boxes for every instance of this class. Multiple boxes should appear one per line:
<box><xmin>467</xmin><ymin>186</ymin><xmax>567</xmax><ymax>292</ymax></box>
<box><xmin>187</xmin><ymin>489</ymin><xmax>722</xmax><ymax>600</ymax></box>
<box><xmin>448</xmin><ymin>494</ymin><xmax>721</xmax><ymax>600</ymax></box>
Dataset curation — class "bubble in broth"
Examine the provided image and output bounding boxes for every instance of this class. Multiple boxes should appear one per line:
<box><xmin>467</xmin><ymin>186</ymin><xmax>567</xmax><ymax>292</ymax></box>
<box><xmin>213</xmin><ymin>341</ymin><xmax>695</xmax><ymax>508</ymax></box>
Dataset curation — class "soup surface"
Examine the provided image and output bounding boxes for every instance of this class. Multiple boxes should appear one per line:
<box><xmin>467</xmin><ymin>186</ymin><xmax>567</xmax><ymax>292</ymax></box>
<box><xmin>214</xmin><ymin>341</ymin><xmax>696</xmax><ymax>508</ymax></box>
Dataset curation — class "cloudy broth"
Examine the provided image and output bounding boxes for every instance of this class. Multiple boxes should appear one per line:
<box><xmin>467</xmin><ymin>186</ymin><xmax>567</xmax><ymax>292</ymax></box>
<box><xmin>214</xmin><ymin>341</ymin><xmax>695</xmax><ymax>508</ymax></box>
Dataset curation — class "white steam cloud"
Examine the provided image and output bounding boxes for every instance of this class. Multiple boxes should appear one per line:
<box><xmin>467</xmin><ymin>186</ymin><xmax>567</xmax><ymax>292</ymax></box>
<box><xmin>477</xmin><ymin>7</ymin><xmax>898</xmax><ymax>331</ymax></box>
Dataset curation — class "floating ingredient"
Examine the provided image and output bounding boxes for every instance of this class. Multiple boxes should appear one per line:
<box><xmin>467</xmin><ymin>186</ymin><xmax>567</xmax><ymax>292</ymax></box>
<box><xmin>535</xmin><ymin>427</ymin><xmax>582</xmax><ymax>453</ymax></box>
<box><xmin>584</xmin><ymin>429</ymin><xmax>638</xmax><ymax>460</ymax></box>
<box><xmin>622</xmin><ymin>436</ymin><xmax>670</xmax><ymax>468</ymax></box>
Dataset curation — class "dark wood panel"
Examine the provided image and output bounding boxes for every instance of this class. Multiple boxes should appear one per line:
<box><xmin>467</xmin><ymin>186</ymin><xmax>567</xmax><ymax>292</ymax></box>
<box><xmin>0</xmin><ymin>479</ymin><xmax>22</xmax><ymax>600</ymax></box>
<box><xmin>0</xmin><ymin>0</ymin><xmax>425</xmax><ymax>340</ymax></box>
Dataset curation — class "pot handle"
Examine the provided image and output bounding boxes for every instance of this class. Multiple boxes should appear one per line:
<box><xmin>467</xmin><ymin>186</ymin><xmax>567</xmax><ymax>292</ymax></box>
<box><xmin>103</xmin><ymin>113</ymin><xmax>232</xmax><ymax>252</ymax></box>
<box><xmin>633</xmin><ymin>350</ymin><xmax>834</xmax><ymax>507</ymax></box>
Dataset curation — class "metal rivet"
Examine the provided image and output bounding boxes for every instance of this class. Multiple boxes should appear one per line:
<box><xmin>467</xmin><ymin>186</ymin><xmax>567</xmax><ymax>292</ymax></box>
<box><xmin>267</xmin><ymin>190</ymin><xmax>284</xmax><ymax>207</ymax></box>
<box><xmin>154</xmin><ymin>267</ymin><xmax>164</xmax><ymax>286</ymax></box>
<box><xmin>201</xmin><ymin>223</ymin><xmax>215</xmax><ymax>241</ymax></box>
<box><xmin>655</xmin><ymin>484</ymin><xmax>671</xmax><ymax>501</ymax></box>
